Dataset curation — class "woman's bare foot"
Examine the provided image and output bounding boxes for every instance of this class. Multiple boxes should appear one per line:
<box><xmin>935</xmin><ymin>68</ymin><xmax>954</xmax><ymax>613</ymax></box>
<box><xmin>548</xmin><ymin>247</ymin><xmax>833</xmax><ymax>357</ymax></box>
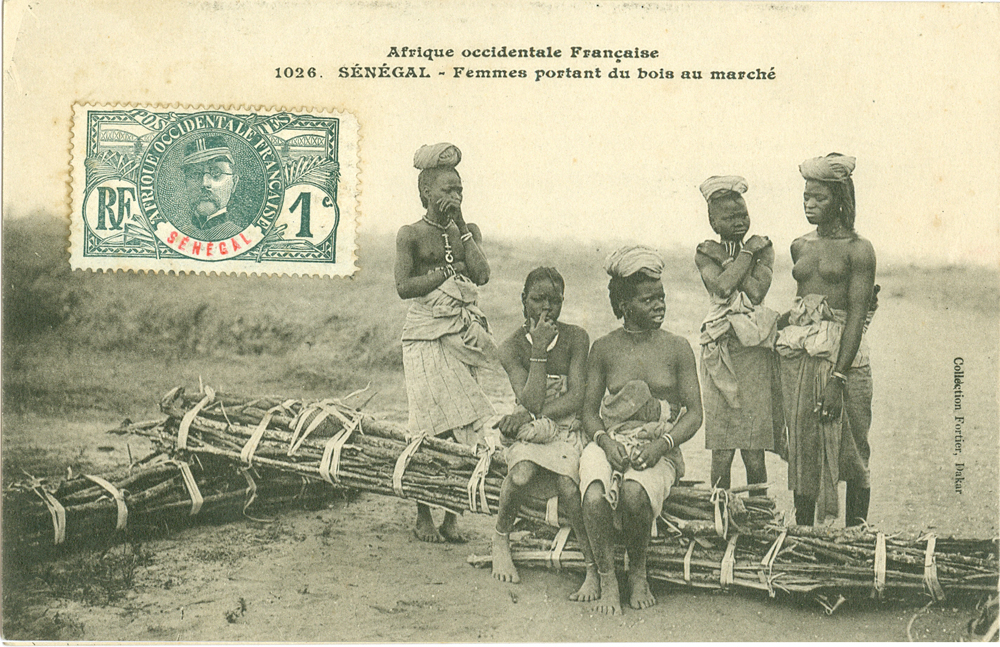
<box><xmin>438</xmin><ymin>512</ymin><xmax>467</xmax><ymax>544</ymax></box>
<box><xmin>491</xmin><ymin>530</ymin><xmax>520</xmax><ymax>583</ymax></box>
<box><xmin>628</xmin><ymin>569</ymin><xmax>656</xmax><ymax>610</ymax></box>
<box><xmin>569</xmin><ymin>563</ymin><xmax>601</xmax><ymax>602</ymax></box>
<box><xmin>592</xmin><ymin>570</ymin><xmax>622</xmax><ymax>615</ymax></box>
<box><xmin>414</xmin><ymin>506</ymin><xmax>444</xmax><ymax>543</ymax></box>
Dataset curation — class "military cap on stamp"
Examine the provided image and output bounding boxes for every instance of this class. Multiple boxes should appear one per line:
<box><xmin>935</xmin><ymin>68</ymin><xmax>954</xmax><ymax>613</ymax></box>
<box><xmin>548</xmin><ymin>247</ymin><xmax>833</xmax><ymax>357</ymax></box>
<box><xmin>182</xmin><ymin>135</ymin><xmax>235</xmax><ymax>167</ymax></box>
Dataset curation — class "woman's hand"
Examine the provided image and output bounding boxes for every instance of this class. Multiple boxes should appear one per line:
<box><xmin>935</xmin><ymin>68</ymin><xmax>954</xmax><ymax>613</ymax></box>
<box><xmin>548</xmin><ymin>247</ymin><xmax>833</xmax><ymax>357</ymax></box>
<box><xmin>631</xmin><ymin>438</ymin><xmax>668</xmax><ymax>471</ymax></box>
<box><xmin>494</xmin><ymin>410</ymin><xmax>534</xmax><ymax>438</ymax></box>
<box><xmin>815</xmin><ymin>379</ymin><xmax>845</xmax><ymax>422</ymax></box>
<box><xmin>529</xmin><ymin>315</ymin><xmax>558</xmax><ymax>352</ymax></box>
<box><xmin>744</xmin><ymin>235</ymin><xmax>771</xmax><ymax>255</ymax></box>
<box><xmin>597</xmin><ymin>435</ymin><xmax>630</xmax><ymax>472</ymax></box>
<box><xmin>437</xmin><ymin>196</ymin><xmax>464</xmax><ymax>223</ymax></box>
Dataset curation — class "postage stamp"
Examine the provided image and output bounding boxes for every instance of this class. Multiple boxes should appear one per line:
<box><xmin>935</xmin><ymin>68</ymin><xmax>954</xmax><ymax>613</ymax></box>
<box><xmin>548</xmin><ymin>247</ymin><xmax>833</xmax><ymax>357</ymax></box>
<box><xmin>69</xmin><ymin>105</ymin><xmax>359</xmax><ymax>276</ymax></box>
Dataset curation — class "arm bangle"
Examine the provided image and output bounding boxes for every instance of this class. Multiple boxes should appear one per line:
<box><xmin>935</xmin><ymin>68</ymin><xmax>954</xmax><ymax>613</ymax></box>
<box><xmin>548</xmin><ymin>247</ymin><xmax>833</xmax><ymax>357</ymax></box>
<box><xmin>460</xmin><ymin>231</ymin><xmax>474</xmax><ymax>242</ymax></box>
<box><xmin>593</xmin><ymin>430</ymin><xmax>608</xmax><ymax>445</ymax></box>
<box><xmin>662</xmin><ymin>434</ymin><xmax>675</xmax><ymax>451</ymax></box>
<box><xmin>739</xmin><ymin>248</ymin><xmax>753</xmax><ymax>258</ymax></box>
<box><xmin>831</xmin><ymin>371</ymin><xmax>848</xmax><ymax>384</ymax></box>
<box><xmin>529</xmin><ymin>357</ymin><xmax>547</xmax><ymax>363</ymax></box>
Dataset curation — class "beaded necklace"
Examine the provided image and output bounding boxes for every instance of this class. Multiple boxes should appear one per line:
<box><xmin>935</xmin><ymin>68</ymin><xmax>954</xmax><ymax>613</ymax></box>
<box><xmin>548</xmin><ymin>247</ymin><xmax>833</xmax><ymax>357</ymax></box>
<box><xmin>423</xmin><ymin>216</ymin><xmax>455</xmax><ymax>268</ymax></box>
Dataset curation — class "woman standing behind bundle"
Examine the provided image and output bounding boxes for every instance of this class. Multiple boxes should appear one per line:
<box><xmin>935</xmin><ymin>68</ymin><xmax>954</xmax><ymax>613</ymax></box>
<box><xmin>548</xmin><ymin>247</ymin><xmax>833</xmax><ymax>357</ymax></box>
<box><xmin>492</xmin><ymin>267</ymin><xmax>599</xmax><ymax>601</ymax></box>
<box><xmin>777</xmin><ymin>154</ymin><xmax>877</xmax><ymax>527</ymax></box>
<box><xmin>695</xmin><ymin>176</ymin><xmax>785</xmax><ymax>496</ymax></box>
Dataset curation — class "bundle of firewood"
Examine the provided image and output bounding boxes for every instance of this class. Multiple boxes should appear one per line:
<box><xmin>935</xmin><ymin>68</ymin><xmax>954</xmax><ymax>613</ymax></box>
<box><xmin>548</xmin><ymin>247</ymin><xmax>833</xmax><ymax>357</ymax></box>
<box><xmin>3</xmin><ymin>449</ymin><xmax>339</xmax><ymax>559</ymax></box>
<box><xmin>467</xmin><ymin>523</ymin><xmax>998</xmax><ymax>604</ymax></box>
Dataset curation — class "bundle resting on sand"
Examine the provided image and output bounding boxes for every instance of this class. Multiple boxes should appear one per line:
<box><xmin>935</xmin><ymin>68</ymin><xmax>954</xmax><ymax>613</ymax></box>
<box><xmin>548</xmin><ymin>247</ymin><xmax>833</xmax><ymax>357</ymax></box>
<box><xmin>4</xmin><ymin>385</ymin><xmax>997</xmax><ymax>608</ymax></box>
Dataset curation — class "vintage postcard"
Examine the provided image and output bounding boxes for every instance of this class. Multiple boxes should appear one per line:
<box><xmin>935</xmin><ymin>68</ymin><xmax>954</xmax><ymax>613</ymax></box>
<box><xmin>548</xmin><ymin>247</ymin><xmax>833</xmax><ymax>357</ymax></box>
<box><xmin>68</xmin><ymin>105</ymin><xmax>359</xmax><ymax>276</ymax></box>
<box><xmin>3</xmin><ymin>0</ymin><xmax>998</xmax><ymax>643</ymax></box>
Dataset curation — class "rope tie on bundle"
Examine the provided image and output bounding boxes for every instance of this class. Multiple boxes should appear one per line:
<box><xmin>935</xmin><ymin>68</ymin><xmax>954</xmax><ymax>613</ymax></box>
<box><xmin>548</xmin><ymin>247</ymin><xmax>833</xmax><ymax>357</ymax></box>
<box><xmin>32</xmin><ymin>487</ymin><xmax>66</xmax><ymax>545</ymax></box>
<box><xmin>710</xmin><ymin>486</ymin><xmax>730</xmax><ymax>538</ymax></box>
<box><xmin>545</xmin><ymin>496</ymin><xmax>560</xmax><ymax>527</ymax></box>
<box><xmin>547</xmin><ymin>526</ymin><xmax>572</xmax><ymax>570</ymax></box>
<box><xmin>758</xmin><ymin>530</ymin><xmax>787</xmax><ymax>597</ymax></box>
<box><xmin>466</xmin><ymin>443</ymin><xmax>494</xmax><ymax>514</ymax></box>
<box><xmin>921</xmin><ymin>533</ymin><xmax>946</xmax><ymax>601</ymax></box>
<box><xmin>393</xmin><ymin>434</ymin><xmax>427</xmax><ymax>498</ymax></box>
<box><xmin>872</xmin><ymin>531</ymin><xmax>887</xmax><ymax>598</ymax></box>
<box><xmin>172</xmin><ymin>460</ymin><xmax>204</xmax><ymax>516</ymax></box>
<box><xmin>683</xmin><ymin>540</ymin><xmax>696</xmax><ymax>584</ymax></box>
<box><xmin>319</xmin><ymin>415</ymin><xmax>362</xmax><ymax>485</ymax></box>
<box><xmin>241</xmin><ymin>402</ymin><xmax>292</xmax><ymax>466</ymax></box>
<box><xmin>719</xmin><ymin>533</ymin><xmax>739</xmax><ymax>587</ymax></box>
<box><xmin>177</xmin><ymin>387</ymin><xmax>215</xmax><ymax>449</ymax></box>
<box><xmin>84</xmin><ymin>474</ymin><xmax>128</xmax><ymax>532</ymax></box>
<box><xmin>288</xmin><ymin>400</ymin><xmax>345</xmax><ymax>456</ymax></box>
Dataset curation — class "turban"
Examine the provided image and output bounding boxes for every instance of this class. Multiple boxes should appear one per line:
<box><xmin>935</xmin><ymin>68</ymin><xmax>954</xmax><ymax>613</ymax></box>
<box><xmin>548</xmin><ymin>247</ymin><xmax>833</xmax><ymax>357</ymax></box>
<box><xmin>799</xmin><ymin>153</ymin><xmax>856</xmax><ymax>183</ymax></box>
<box><xmin>413</xmin><ymin>143</ymin><xmax>462</xmax><ymax>170</ymax></box>
<box><xmin>698</xmin><ymin>175</ymin><xmax>748</xmax><ymax>202</ymax></box>
<box><xmin>604</xmin><ymin>245</ymin><xmax>664</xmax><ymax>281</ymax></box>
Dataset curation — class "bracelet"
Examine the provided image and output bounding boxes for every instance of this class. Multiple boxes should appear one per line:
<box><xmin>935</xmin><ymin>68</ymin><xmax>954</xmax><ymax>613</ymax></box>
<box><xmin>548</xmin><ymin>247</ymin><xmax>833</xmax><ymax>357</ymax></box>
<box><xmin>662</xmin><ymin>434</ymin><xmax>675</xmax><ymax>451</ymax></box>
<box><xmin>440</xmin><ymin>265</ymin><xmax>455</xmax><ymax>278</ymax></box>
<box><xmin>460</xmin><ymin>231</ymin><xmax>474</xmax><ymax>242</ymax></box>
<box><xmin>831</xmin><ymin>371</ymin><xmax>848</xmax><ymax>384</ymax></box>
<box><xmin>529</xmin><ymin>357</ymin><xmax>547</xmax><ymax>363</ymax></box>
<box><xmin>593</xmin><ymin>430</ymin><xmax>608</xmax><ymax>445</ymax></box>
<box><xmin>739</xmin><ymin>248</ymin><xmax>754</xmax><ymax>258</ymax></box>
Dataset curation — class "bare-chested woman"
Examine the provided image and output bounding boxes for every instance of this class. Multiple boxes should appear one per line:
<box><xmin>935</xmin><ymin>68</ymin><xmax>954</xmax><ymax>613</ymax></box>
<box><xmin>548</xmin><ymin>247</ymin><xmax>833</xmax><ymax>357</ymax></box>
<box><xmin>395</xmin><ymin>143</ymin><xmax>493</xmax><ymax>542</ymax></box>
<box><xmin>491</xmin><ymin>267</ymin><xmax>599</xmax><ymax>601</ymax></box>
<box><xmin>580</xmin><ymin>246</ymin><xmax>703</xmax><ymax>615</ymax></box>
<box><xmin>776</xmin><ymin>153</ymin><xmax>877</xmax><ymax>526</ymax></box>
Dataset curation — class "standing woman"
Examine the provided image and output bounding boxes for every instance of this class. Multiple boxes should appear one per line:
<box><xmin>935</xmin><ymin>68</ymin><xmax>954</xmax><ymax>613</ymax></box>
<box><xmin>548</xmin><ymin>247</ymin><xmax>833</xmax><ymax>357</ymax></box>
<box><xmin>695</xmin><ymin>176</ymin><xmax>785</xmax><ymax>496</ymax></box>
<box><xmin>777</xmin><ymin>154</ymin><xmax>877</xmax><ymax>526</ymax></box>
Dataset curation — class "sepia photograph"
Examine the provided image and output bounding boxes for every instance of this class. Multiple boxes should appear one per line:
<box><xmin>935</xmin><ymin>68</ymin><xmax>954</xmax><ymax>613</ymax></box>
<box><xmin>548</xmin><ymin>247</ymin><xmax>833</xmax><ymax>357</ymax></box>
<box><xmin>3</xmin><ymin>0</ymin><xmax>998</xmax><ymax>642</ymax></box>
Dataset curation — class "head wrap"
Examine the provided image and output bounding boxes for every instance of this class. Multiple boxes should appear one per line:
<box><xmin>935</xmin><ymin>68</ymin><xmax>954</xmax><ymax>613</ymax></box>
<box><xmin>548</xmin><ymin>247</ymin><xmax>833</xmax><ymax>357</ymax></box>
<box><xmin>799</xmin><ymin>153</ymin><xmax>856</xmax><ymax>183</ymax></box>
<box><xmin>413</xmin><ymin>143</ymin><xmax>462</xmax><ymax>170</ymax></box>
<box><xmin>182</xmin><ymin>135</ymin><xmax>234</xmax><ymax>167</ymax></box>
<box><xmin>698</xmin><ymin>175</ymin><xmax>748</xmax><ymax>202</ymax></box>
<box><xmin>604</xmin><ymin>245</ymin><xmax>664</xmax><ymax>280</ymax></box>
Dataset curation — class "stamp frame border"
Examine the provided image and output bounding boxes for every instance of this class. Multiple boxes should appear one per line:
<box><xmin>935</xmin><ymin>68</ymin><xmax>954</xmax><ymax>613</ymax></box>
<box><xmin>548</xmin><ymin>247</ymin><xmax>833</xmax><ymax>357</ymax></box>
<box><xmin>67</xmin><ymin>103</ymin><xmax>361</xmax><ymax>278</ymax></box>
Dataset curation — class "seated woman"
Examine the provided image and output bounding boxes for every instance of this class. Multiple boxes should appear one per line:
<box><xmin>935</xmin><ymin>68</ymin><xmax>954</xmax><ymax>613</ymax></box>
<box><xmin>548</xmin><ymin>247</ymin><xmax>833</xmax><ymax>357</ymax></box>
<box><xmin>694</xmin><ymin>176</ymin><xmax>785</xmax><ymax>495</ymax></box>
<box><xmin>492</xmin><ymin>267</ymin><xmax>599</xmax><ymax>601</ymax></box>
<box><xmin>580</xmin><ymin>246</ymin><xmax>703</xmax><ymax>615</ymax></box>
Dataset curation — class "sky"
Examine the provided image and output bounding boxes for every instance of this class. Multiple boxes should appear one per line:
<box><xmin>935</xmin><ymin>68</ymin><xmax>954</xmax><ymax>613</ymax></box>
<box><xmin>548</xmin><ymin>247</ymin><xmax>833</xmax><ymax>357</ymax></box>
<box><xmin>3</xmin><ymin>0</ymin><xmax>998</xmax><ymax>268</ymax></box>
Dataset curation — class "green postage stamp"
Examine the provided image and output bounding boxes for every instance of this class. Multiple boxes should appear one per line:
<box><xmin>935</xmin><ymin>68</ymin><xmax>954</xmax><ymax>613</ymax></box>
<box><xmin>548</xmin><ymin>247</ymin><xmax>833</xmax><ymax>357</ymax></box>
<box><xmin>69</xmin><ymin>105</ymin><xmax>359</xmax><ymax>276</ymax></box>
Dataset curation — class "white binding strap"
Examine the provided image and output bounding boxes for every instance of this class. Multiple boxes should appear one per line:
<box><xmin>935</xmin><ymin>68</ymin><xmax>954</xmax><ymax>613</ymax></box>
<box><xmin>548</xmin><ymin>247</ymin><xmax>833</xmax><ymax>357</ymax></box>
<box><xmin>84</xmin><ymin>474</ymin><xmax>128</xmax><ymax>531</ymax></box>
<box><xmin>710</xmin><ymin>487</ymin><xmax>729</xmax><ymax>539</ymax></box>
<box><xmin>720</xmin><ymin>533</ymin><xmax>739</xmax><ymax>587</ymax></box>
<box><xmin>319</xmin><ymin>417</ymin><xmax>360</xmax><ymax>485</ymax></box>
<box><xmin>393</xmin><ymin>434</ymin><xmax>426</xmax><ymax>497</ymax></box>
<box><xmin>873</xmin><ymin>531</ymin><xmax>887</xmax><ymax>596</ymax></box>
<box><xmin>545</xmin><ymin>496</ymin><xmax>560</xmax><ymax>527</ymax></box>
<box><xmin>240</xmin><ymin>467</ymin><xmax>258</xmax><ymax>515</ymax></box>
<box><xmin>177</xmin><ymin>387</ymin><xmax>215</xmax><ymax>450</ymax></box>
<box><xmin>173</xmin><ymin>460</ymin><xmax>204</xmax><ymax>515</ymax></box>
<box><xmin>241</xmin><ymin>405</ymin><xmax>282</xmax><ymax>465</ymax></box>
<box><xmin>466</xmin><ymin>448</ymin><xmax>493</xmax><ymax>514</ymax></box>
<box><xmin>287</xmin><ymin>404</ymin><xmax>320</xmax><ymax>455</ymax></box>
<box><xmin>683</xmin><ymin>541</ymin><xmax>696</xmax><ymax>584</ymax></box>
<box><xmin>759</xmin><ymin>530</ymin><xmax>786</xmax><ymax>597</ymax></box>
<box><xmin>922</xmin><ymin>534</ymin><xmax>946</xmax><ymax>601</ymax></box>
<box><xmin>33</xmin><ymin>488</ymin><xmax>66</xmax><ymax>545</ymax></box>
<box><xmin>548</xmin><ymin>526</ymin><xmax>572</xmax><ymax>570</ymax></box>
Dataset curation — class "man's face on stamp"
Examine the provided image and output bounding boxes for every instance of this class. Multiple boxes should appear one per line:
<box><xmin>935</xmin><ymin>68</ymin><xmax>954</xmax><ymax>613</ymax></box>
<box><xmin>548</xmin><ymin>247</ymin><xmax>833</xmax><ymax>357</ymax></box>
<box><xmin>184</xmin><ymin>158</ymin><xmax>239</xmax><ymax>222</ymax></box>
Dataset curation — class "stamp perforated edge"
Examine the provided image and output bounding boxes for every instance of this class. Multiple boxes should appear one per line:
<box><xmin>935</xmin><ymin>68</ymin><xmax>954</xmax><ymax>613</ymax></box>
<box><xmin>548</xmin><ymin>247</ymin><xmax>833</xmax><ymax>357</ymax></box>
<box><xmin>67</xmin><ymin>102</ymin><xmax>362</xmax><ymax>279</ymax></box>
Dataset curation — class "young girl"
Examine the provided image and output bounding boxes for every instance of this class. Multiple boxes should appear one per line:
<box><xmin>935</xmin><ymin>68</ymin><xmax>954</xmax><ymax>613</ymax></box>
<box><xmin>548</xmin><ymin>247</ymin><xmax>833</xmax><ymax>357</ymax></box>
<box><xmin>695</xmin><ymin>176</ymin><xmax>785</xmax><ymax>496</ymax></box>
<box><xmin>492</xmin><ymin>267</ymin><xmax>599</xmax><ymax>601</ymax></box>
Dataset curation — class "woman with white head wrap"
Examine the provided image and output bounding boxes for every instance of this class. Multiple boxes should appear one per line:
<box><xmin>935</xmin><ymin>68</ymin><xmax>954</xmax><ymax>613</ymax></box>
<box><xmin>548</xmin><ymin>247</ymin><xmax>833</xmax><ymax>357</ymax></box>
<box><xmin>578</xmin><ymin>245</ymin><xmax>703</xmax><ymax>615</ymax></box>
<box><xmin>776</xmin><ymin>153</ymin><xmax>878</xmax><ymax>527</ymax></box>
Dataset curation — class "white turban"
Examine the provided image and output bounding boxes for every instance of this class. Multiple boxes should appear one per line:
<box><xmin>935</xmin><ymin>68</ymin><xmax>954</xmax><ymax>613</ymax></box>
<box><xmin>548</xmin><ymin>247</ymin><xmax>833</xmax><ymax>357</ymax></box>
<box><xmin>604</xmin><ymin>245</ymin><xmax>664</xmax><ymax>280</ymax></box>
<box><xmin>413</xmin><ymin>143</ymin><xmax>462</xmax><ymax>170</ymax></box>
<box><xmin>799</xmin><ymin>154</ymin><xmax>856</xmax><ymax>183</ymax></box>
<box><xmin>698</xmin><ymin>175</ymin><xmax>748</xmax><ymax>202</ymax></box>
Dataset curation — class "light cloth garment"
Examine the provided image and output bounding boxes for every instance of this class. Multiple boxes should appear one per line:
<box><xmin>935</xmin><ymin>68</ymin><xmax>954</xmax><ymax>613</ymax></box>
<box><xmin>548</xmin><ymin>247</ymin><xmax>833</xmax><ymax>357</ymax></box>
<box><xmin>776</xmin><ymin>294</ymin><xmax>873</xmax><ymax>523</ymax></box>
<box><xmin>799</xmin><ymin>154</ymin><xmax>856</xmax><ymax>183</ymax></box>
<box><xmin>698</xmin><ymin>175</ymin><xmax>748</xmax><ymax>202</ymax></box>
<box><xmin>603</xmin><ymin>245</ymin><xmax>664</xmax><ymax>280</ymax></box>
<box><xmin>504</xmin><ymin>374</ymin><xmax>585</xmax><ymax>484</ymax></box>
<box><xmin>579</xmin><ymin>380</ymin><xmax>685</xmax><ymax>517</ymax></box>
<box><xmin>402</xmin><ymin>275</ymin><xmax>497</xmax><ymax>445</ymax></box>
<box><xmin>413</xmin><ymin>143</ymin><xmax>461</xmax><ymax>169</ymax></box>
<box><xmin>700</xmin><ymin>291</ymin><xmax>785</xmax><ymax>453</ymax></box>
